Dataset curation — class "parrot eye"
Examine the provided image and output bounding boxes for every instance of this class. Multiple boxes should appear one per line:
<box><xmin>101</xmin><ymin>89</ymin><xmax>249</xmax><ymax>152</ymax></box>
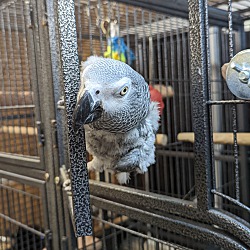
<box><xmin>120</xmin><ymin>86</ymin><xmax>129</xmax><ymax>96</ymax></box>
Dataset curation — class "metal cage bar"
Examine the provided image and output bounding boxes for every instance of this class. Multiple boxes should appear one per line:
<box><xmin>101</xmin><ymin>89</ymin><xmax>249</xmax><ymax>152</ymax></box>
<box><xmin>188</xmin><ymin>0</ymin><xmax>214</xmax><ymax>210</ymax></box>
<box><xmin>57</xmin><ymin>0</ymin><xmax>92</xmax><ymax>236</ymax></box>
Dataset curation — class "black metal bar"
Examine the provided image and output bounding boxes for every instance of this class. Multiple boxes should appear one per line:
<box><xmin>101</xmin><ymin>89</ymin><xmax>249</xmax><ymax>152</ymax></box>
<box><xmin>0</xmin><ymin>164</ymin><xmax>46</xmax><ymax>181</ymax></box>
<box><xmin>57</xmin><ymin>0</ymin><xmax>92</xmax><ymax>236</ymax></box>
<box><xmin>11</xmin><ymin>2</ymin><xmax>28</xmax><ymax>156</ymax></box>
<box><xmin>22</xmin><ymin>0</ymin><xmax>45</xmax><ymax>164</ymax></box>
<box><xmin>77</xmin><ymin>0</ymin><xmax>82</xmax><ymax>56</ymax></box>
<box><xmin>0</xmin><ymin>180</ymin><xmax>7</xmax><ymax>250</ymax></box>
<box><xmin>175</xmin><ymin>19</ymin><xmax>186</xmax><ymax>198</ymax></box>
<box><xmin>90</xmin><ymin>177</ymin><xmax>250</xmax><ymax>245</ymax></box>
<box><xmin>22</xmin><ymin>183</ymin><xmax>31</xmax><ymax>250</ymax></box>
<box><xmin>133</xmin><ymin>9</ymin><xmax>139</xmax><ymax>72</ymax></box>
<box><xmin>87</xmin><ymin>0</ymin><xmax>93</xmax><ymax>55</ymax></box>
<box><xmin>125</xmin><ymin>5</ymin><xmax>130</xmax><ymax>65</ymax></box>
<box><xmin>0</xmin><ymin>8</ymin><xmax>16</xmax><ymax>154</ymax></box>
<box><xmin>97</xmin><ymin>0</ymin><xmax>104</xmax><ymax>56</ymax></box>
<box><xmin>207</xmin><ymin>100</ymin><xmax>250</xmax><ymax>105</ymax></box>
<box><xmin>112</xmin><ymin>0</ymin><xmax>244</xmax><ymax>28</ymax></box>
<box><xmin>92</xmin><ymin>215</ymin><xmax>191</xmax><ymax>250</ymax></box>
<box><xmin>141</xmin><ymin>10</ymin><xmax>148</xmax><ymax>80</ymax></box>
<box><xmin>46</xmin><ymin>0</ymin><xmax>73</xmax><ymax>245</ymax></box>
<box><xmin>162</xmin><ymin>17</ymin><xmax>172</xmax><ymax>140</ymax></box>
<box><xmin>18</xmin><ymin>0</ymin><xmax>38</xmax><ymax>156</ymax></box>
<box><xmin>0</xmin><ymin>184</ymin><xmax>40</xmax><ymax>199</ymax></box>
<box><xmin>0</xmin><ymin>214</ymin><xmax>46</xmax><ymax>238</ymax></box>
<box><xmin>188</xmin><ymin>0</ymin><xmax>214</xmax><ymax>211</ymax></box>
<box><xmin>234</xmin><ymin>22</ymin><xmax>250</xmax><ymax>221</ymax></box>
<box><xmin>36</xmin><ymin>191</ymin><xmax>44</xmax><ymax>235</ymax></box>
<box><xmin>0</xmin><ymin>170</ymin><xmax>45</xmax><ymax>187</ymax></box>
<box><xmin>89</xmin><ymin>179</ymin><xmax>196</xmax><ymax>217</ymax></box>
<box><xmin>0</xmin><ymin>50</ymin><xmax>7</xmax><ymax>156</ymax></box>
<box><xmin>5</xmin><ymin>184</ymin><xmax>15</xmax><ymax>250</ymax></box>
<box><xmin>90</xmin><ymin>195</ymin><xmax>248</xmax><ymax>249</ymax></box>
<box><xmin>0</xmin><ymin>152</ymin><xmax>40</xmax><ymax>167</ymax></box>
<box><xmin>62</xmin><ymin>189</ymin><xmax>78</xmax><ymax>250</ymax></box>
<box><xmin>211</xmin><ymin>189</ymin><xmax>250</xmax><ymax>214</ymax></box>
<box><xmin>30</xmin><ymin>196</ymin><xmax>37</xmax><ymax>250</ymax></box>
<box><xmin>46</xmin><ymin>0</ymin><xmax>69</xmax><ymax>168</ymax></box>
<box><xmin>228</xmin><ymin>0</ymin><xmax>240</xmax><ymax>202</ymax></box>
<box><xmin>16</xmin><ymin>187</ymin><xmax>25</xmax><ymax>250</ymax></box>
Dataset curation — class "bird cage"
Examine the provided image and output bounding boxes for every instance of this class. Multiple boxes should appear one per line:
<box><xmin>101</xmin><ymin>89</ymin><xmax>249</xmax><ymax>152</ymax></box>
<box><xmin>0</xmin><ymin>0</ymin><xmax>250</xmax><ymax>249</ymax></box>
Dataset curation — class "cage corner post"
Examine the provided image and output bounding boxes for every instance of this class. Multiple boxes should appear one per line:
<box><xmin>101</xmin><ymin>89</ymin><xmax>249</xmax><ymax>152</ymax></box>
<box><xmin>187</xmin><ymin>0</ymin><xmax>214</xmax><ymax>211</ymax></box>
<box><xmin>57</xmin><ymin>0</ymin><xmax>93</xmax><ymax>237</ymax></box>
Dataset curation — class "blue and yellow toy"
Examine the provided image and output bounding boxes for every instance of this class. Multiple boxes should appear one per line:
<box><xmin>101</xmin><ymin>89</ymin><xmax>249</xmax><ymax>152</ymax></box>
<box><xmin>104</xmin><ymin>37</ymin><xmax>135</xmax><ymax>64</ymax></box>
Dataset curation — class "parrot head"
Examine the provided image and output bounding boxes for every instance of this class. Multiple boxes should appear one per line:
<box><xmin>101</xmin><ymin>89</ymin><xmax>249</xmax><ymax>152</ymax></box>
<box><xmin>73</xmin><ymin>56</ymin><xmax>150</xmax><ymax>133</ymax></box>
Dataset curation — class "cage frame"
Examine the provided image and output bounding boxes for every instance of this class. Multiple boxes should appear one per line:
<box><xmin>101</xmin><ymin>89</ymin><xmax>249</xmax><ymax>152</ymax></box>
<box><xmin>1</xmin><ymin>0</ymin><xmax>250</xmax><ymax>249</ymax></box>
<box><xmin>55</xmin><ymin>0</ymin><xmax>250</xmax><ymax>248</ymax></box>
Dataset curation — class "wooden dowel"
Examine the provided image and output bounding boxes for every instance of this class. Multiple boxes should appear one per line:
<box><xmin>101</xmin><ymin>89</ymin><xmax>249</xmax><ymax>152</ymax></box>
<box><xmin>177</xmin><ymin>132</ymin><xmax>250</xmax><ymax>146</ymax></box>
<box><xmin>1</xmin><ymin>126</ymin><xmax>168</xmax><ymax>146</ymax></box>
<box><xmin>156</xmin><ymin>133</ymin><xmax>168</xmax><ymax>146</ymax></box>
<box><xmin>153</xmin><ymin>85</ymin><xmax>174</xmax><ymax>98</ymax></box>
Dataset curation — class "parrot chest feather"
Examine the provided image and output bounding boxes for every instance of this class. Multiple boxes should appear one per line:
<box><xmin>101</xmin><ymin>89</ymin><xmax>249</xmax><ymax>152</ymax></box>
<box><xmin>84</xmin><ymin>102</ymin><xmax>159</xmax><ymax>173</ymax></box>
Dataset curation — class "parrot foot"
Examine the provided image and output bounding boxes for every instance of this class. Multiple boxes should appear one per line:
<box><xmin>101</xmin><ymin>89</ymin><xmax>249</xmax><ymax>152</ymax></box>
<box><xmin>115</xmin><ymin>172</ymin><xmax>130</xmax><ymax>184</ymax></box>
<box><xmin>114</xmin><ymin>149</ymin><xmax>140</xmax><ymax>172</ymax></box>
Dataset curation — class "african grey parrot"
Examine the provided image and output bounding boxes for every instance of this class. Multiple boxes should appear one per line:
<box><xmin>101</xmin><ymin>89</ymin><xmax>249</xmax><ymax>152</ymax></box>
<box><xmin>73</xmin><ymin>56</ymin><xmax>160</xmax><ymax>184</ymax></box>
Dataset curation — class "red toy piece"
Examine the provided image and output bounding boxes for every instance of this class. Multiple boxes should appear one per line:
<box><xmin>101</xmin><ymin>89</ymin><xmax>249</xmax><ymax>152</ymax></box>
<box><xmin>149</xmin><ymin>85</ymin><xmax>164</xmax><ymax>115</ymax></box>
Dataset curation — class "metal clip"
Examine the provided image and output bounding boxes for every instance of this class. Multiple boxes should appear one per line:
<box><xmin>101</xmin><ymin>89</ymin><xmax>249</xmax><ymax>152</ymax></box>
<box><xmin>36</xmin><ymin>121</ymin><xmax>45</xmax><ymax>147</ymax></box>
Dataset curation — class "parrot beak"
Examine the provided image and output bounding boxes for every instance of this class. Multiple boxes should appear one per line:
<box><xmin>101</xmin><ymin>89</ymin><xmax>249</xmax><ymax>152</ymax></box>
<box><xmin>73</xmin><ymin>91</ymin><xmax>103</xmax><ymax>132</ymax></box>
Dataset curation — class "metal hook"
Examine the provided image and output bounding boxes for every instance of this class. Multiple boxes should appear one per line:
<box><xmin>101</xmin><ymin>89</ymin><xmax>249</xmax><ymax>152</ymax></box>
<box><xmin>100</xmin><ymin>18</ymin><xmax>110</xmax><ymax>35</ymax></box>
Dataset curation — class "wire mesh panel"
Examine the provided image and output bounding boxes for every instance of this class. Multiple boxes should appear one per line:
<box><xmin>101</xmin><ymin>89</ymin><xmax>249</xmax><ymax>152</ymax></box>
<box><xmin>0</xmin><ymin>0</ymin><xmax>40</xmax><ymax>157</ymax></box>
<box><xmin>0</xmin><ymin>175</ymin><xmax>49</xmax><ymax>250</ymax></box>
<box><xmin>75</xmin><ymin>0</ymin><xmax>195</xmax><ymax>200</ymax></box>
<box><xmin>80</xmin><ymin>207</ymin><xmax>203</xmax><ymax>250</ymax></box>
<box><xmin>0</xmin><ymin>0</ymin><xmax>69</xmax><ymax>248</ymax></box>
